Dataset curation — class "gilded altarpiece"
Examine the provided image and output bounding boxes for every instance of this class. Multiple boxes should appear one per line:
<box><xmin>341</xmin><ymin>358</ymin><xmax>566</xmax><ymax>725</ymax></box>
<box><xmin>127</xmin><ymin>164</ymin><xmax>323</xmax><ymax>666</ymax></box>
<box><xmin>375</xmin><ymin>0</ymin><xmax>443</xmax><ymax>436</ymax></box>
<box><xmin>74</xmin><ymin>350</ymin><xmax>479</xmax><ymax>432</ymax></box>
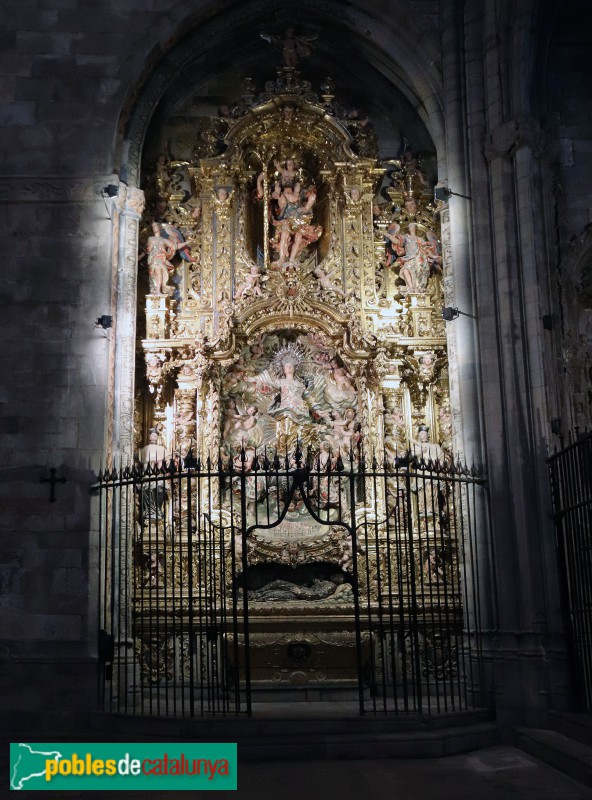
<box><xmin>133</xmin><ymin>65</ymin><xmax>456</xmax><ymax>691</ymax></box>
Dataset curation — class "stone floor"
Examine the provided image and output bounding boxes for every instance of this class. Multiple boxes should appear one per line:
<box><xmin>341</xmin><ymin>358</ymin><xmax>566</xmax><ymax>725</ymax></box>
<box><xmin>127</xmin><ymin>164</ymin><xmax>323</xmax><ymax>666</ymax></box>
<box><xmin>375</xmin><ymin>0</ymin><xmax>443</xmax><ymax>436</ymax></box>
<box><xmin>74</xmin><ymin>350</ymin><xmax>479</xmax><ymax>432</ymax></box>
<box><xmin>237</xmin><ymin>748</ymin><xmax>592</xmax><ymax>800</ymax></box>
<box><xmin>4</xmin><ymin>746</ymin><xmax>592</xmax><ymax>799</ymax></box>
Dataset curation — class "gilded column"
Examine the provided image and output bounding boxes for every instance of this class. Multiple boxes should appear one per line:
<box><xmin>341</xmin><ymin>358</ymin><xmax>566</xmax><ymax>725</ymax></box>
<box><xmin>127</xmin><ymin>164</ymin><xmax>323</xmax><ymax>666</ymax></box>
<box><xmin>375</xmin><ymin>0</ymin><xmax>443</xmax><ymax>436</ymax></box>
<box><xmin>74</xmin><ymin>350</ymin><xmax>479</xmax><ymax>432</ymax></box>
<box><xmin>199</xmin><ymin>175</ymin><xmax>215</xmax><ymax>337</ymax></box>
<box><xmin>212</xmin><ymin>186</ymin><xmax>233</xmax><ymax>337</ymax></box>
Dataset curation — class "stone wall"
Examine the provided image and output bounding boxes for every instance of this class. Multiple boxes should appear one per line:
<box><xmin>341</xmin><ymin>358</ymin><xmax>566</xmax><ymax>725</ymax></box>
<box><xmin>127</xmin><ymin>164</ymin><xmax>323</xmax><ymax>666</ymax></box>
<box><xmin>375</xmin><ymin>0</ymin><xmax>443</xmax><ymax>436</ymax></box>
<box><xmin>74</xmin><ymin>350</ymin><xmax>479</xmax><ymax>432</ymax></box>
<box><xmin>0</xmin><ymin>0</ymin><xmax>184</xmax><ymax>718</ymax></box>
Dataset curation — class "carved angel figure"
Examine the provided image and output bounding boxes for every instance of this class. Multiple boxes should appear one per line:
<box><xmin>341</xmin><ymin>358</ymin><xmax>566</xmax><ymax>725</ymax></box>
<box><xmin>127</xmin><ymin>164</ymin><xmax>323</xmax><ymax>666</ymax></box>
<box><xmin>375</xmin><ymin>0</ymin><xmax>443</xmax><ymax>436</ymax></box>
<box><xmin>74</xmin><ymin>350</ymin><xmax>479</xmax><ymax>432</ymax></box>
<box><xmin>313</xmin><ymin>265</ymin><xmax>346</xmax><ymax>298</ymax></box>
<box><xmin>385</xmin><ymin>222</ymin><xmax>440</xmax><ymax>295</ymax></box>
<box><xmin>384</xmin><ymin>221</ymin><xmax>405</xmax><ymax>268</ymax></box>
<box><xmin>145</xmin><ymin>223</ymin><xmax>177</xmax><ymax>295</ymax></box>
<box><xmin>235</xmin><ymin>265</ymin><xmax>268</xmax><ymax>300</ymax></box>
<box><xmin>145</xmin><ymin>222</ymin><xmax>195</xmax><ymax>295</ymax></box>
<box><xmin>398</xmin><ymin>224</ymin><xmax>429</xmax><ymax>293</ymax></box>
<box><xmin>226</xmin><ymin>402</ymin><xmax>264</xmax><ymax>451</ymax></box>
<box><xmin>274</xmin><ymin>158</ymin><xmax>299</xmax><ymax>187</ymax></box>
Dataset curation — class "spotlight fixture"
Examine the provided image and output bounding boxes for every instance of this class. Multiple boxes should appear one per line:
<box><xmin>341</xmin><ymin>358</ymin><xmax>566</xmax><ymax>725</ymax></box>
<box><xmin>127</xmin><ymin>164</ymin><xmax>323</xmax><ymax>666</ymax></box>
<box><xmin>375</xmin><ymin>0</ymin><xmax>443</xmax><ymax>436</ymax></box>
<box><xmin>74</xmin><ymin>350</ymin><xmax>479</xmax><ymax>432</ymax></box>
<box><xmin>442</xmin><ymin>307</ymin><xmax>476</xmax><ymax>321</ymax></box>
<box><xmin>99</xmin><ymin>184</ymin><xmax>119</xmax><ymax>220</ymax></box>
<box><xmin>434</xmin><ymin>186</ymin><xmax>472</xmax><ymax>202</ymax></box>
<box><xmin>96</xmin><ymin>315</ymin><xmax>113</xmax><ymax>329</ymax></box>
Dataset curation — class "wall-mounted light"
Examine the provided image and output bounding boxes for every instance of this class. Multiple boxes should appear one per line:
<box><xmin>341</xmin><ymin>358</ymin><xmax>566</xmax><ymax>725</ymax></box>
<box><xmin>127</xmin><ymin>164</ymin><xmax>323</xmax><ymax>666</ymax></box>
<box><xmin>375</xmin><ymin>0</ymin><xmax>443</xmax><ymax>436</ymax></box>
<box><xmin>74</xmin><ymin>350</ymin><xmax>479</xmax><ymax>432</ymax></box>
<box><xmin>442</xmin><ymin>307</ymin><xmax>476</xmax><ymax>321</ymax></box>
<box><xmin>96</xmin><ymin>315</ymin><xmax>113</xmax><ymax>329</ymax></box>
<box><xmin>434</xmin><ymin>186</ymin><xmax>472</xmax><ymax>202</ymax></box>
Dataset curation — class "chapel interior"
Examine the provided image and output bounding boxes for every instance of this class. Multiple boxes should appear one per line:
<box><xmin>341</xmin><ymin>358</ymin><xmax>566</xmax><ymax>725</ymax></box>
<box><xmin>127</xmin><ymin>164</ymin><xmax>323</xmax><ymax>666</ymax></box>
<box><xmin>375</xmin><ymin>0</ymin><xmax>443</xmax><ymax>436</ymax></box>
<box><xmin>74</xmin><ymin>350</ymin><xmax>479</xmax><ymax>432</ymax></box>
<box><xmin>2</xmin><ymin>0</ymin><xmax>592</xmax><ymax>764</ymax></box>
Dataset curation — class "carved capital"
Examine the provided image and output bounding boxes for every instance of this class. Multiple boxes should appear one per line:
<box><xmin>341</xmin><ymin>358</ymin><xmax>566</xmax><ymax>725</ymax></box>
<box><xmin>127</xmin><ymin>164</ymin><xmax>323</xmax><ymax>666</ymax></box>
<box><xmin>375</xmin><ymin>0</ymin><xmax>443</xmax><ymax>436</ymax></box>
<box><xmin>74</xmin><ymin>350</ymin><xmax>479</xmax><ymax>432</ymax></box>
<box><xmin>125</xmin><ymin>186</ymin><xmax>146</xmax><ymax>217</ymax></box>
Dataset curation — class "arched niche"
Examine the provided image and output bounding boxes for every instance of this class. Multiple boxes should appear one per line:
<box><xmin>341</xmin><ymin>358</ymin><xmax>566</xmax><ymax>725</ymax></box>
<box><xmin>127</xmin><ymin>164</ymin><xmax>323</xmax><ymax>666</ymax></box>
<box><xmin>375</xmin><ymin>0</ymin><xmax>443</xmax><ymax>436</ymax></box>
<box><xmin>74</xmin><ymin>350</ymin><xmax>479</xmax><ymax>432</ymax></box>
<box><xmin>117</xmin><ymin>0</ymin><xmax>444</xmax><ymax>187</ymax></box>
<box><xmin>108</xmin><ymin>5</ymin><xmax>455</xmax><ymax>467</ymax></box>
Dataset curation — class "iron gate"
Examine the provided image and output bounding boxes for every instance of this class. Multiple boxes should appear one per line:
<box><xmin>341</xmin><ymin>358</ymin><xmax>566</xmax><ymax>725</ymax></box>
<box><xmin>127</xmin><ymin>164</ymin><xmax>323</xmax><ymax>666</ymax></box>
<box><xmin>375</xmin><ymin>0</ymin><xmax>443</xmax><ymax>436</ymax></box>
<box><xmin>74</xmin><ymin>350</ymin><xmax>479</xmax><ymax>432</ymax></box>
<box><xmin>549</xmin><ymin>430</ymin><xmax>592</xmax><ymax>711</ymax></box>
<box><xmin>96</xmin><ymin>447</ymin><xmax>487</xmax><ymax>716</ymax></box>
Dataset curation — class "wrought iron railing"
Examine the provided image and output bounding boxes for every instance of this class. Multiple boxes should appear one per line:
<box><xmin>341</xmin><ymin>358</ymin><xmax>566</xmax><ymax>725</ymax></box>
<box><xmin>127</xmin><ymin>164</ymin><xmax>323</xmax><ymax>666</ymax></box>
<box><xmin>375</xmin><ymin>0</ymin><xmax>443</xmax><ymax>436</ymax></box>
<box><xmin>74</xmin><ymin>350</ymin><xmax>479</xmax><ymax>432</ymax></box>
<box><xmin>96</xmin><ymin>448</ymin><xmax>488</xmax><ymax>717</ymax></box>
<box><xmin>549</xmin><ymin>430</ymin><xmax>592</xmax><ymax>711</ymax></box>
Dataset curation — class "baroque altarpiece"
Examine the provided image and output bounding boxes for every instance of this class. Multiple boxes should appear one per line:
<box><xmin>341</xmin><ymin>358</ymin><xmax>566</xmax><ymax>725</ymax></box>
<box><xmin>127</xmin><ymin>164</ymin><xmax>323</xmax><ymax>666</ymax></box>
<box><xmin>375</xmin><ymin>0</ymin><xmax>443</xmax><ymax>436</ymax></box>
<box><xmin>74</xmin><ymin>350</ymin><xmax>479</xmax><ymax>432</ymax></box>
<box><xmin>129</xmin><ymin>55</ymin><xmax>461</xmax><ymax>693</ymax></box>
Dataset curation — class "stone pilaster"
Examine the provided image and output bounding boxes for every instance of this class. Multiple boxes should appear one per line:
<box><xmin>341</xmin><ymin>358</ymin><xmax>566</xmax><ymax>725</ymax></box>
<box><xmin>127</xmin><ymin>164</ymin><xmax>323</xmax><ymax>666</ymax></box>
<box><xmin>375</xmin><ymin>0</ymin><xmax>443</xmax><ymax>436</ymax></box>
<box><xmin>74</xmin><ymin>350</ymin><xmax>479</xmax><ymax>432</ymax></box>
<box><xmin>112</xmin><ymin>185</ymin><xmax>145</xmax><ymax>464</ymax></box>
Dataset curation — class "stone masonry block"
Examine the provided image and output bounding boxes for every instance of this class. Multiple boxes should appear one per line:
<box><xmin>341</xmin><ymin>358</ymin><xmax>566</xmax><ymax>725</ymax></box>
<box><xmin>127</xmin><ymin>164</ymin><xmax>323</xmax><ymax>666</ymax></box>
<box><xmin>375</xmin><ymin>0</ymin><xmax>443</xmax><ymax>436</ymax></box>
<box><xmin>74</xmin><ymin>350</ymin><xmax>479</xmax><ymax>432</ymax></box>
<box><xmin>27</xmin><ymin>235</ymin><xmax>88</xmax><ymax>259</ymax></box>
<box><xmin>39</xmin><ymin>0</ymin><xmax>78</xmax><ymax>8</ymax></box>
<box><xmin>0</xmin><ymin>55</ymin><xmax>32</xmax><ymax>77</ymax></box>
<box><xmin>70</xmin><ymin>32</ymin><xmax>136</xmax><ymax>55</ymax></box>
<box><xmin>31</xmin><ymin>204</ymin><xmax>82</xmax><ymax>233</ymax></box>
<box><xmin>51</xmin><ymin>567</ymin><xmax>87</xmax><ymax>608</ymax></box>
<box><xmin>0</xmin><ymin>607</ymin><xmax>82</xmax><ymax>640</ymax></box>
<box><xmin>35</xmin><ymin>100</ymin><xmax>93</xmax><ymax>122</ymax></box>
<box><xmin>574</xmin><ymin>139</ymin><xmax>592</xmax><ymax>155</ymax></box>
<box><xmin>15</xmin><ymin>76</ymin><xmax>56</xmax><ymax>102</ymax></box>
<box><xmin>30</xmin><ymin>54</ymin><xmax>77</xmax><ymax>79</ymax></box>
<box><xmin>52</xmin><ymin>74</ymin><xmax>105</xmax><ymax>103</ymax></box>
<box><xmin>44</xmin><ymin>549</ymin><xmax>83</xmax><ymax>569</ymax></box>
<box><xmin>3</xmin><ymin>152</ymin><xmax>57</xmax><ymax>174</ymax></box>
<box><xmin>0</xmin><ymin>554</ymin><xmax>24</xmax><ymax>601</ymax></box>
<box><xmin>27</xmin><ymin>429</ymin><xmax>80</xmax><ymax>450</ymax></box>
<box><xmin>0</xmin><ymin>418</ymin><xmax>19</xmax><ymax>434</ymax></box>
<box><xmin>19</xmin><ymin>415</ymin><xmax>78</xmax><ymax>437</ymax></box>
<box><xmin>74</xmin><ymin>54</ymin><xmax>119</xmax><ymax>77</ymax></box>
<box><xmin>0</xmin><ymin>102</ymin><xmax>35</xmax><ymax>126</ymax></box>
<box><xmin>110</xmin><ymin>0</ymin><xmax>173</xmax><ymax>8</ymax></box>
<box><xmin>562</xmin><ymin>98</ymin><xmax>592</xmax><ymax>124</ymax></box>
<box><xmin>29</xmin><ymin>281</ymin><xmax>80</xmax><ymax>304</ymax></box>
<box><xmin>16</xmin><ymin>257</ymin><xmax>69</xmax><ymax>280</ymax></box>
<box><xmin>16</xmin><ymin>32</ymin><xmax>72</xmax><ymax>56</ymax></box>
<box><xmin>55</xmin><ymin>124</ymin><xmax>116</xmax><ymax>151</ymax></box>
<box><xmin>58</xmin><ymin>10</ymin><xmax>130</xmax><ymax>32</ymax></box>
<box><xmin>11</xmin><ymin>125</ymin><xmax>55</xmax><ymax>150</ymax></box>
<box><xmin>0</xmin><ymin>77</ymin><xmax>16</xmax><ymax>102</ymax></box>
<box><xmin>46</xmin><ymin>304</ymin><xmax>73</xmax><ymax>325</ymax></box>
<box><xmin>56</xmin><ymin>149</ymin><xmax>113</xmax><ymax>174</ymax></box>
<box><xmin>1</xmin><ymin>0</ymin><xmax>40</xmax><ymax>9</ymax></box>
<box><xmin>2</xmin><ymin>9</ymin><xmax>58</xmax><ymax>30</ymax></box>
<box><xmin>4</xmin><ymin>210</ymin><xmax>43</xmax><ymax>238</ymax></box>
<box><xmin>35</xmin><ymin>529</ymin><xmax>93</xmax><ymax>550</ymax></box>
<box><xmin>0</xmin><ymin>237</ymin><xmax>29</xmax><ymax>258</ymax></box>
<box><xmin>0</xmin><ymin>32</ymin><xmax>17</xmax><ymax>51</ymax></box>
<box><xmin>96</xmin><ymin>78</ymin><xmax>122</xmax><ymax>103</ymax></box>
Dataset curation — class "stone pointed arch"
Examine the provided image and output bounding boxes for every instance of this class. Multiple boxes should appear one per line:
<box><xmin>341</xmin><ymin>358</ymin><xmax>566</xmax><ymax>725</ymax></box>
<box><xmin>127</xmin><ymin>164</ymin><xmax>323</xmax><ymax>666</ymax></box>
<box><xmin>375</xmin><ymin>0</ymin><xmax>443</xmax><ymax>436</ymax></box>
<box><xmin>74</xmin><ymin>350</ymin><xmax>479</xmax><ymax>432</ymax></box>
<box><xmin>114</xmin><ymin>0</ymin><xmax>445</xmax><ymax>186</ymax></box>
